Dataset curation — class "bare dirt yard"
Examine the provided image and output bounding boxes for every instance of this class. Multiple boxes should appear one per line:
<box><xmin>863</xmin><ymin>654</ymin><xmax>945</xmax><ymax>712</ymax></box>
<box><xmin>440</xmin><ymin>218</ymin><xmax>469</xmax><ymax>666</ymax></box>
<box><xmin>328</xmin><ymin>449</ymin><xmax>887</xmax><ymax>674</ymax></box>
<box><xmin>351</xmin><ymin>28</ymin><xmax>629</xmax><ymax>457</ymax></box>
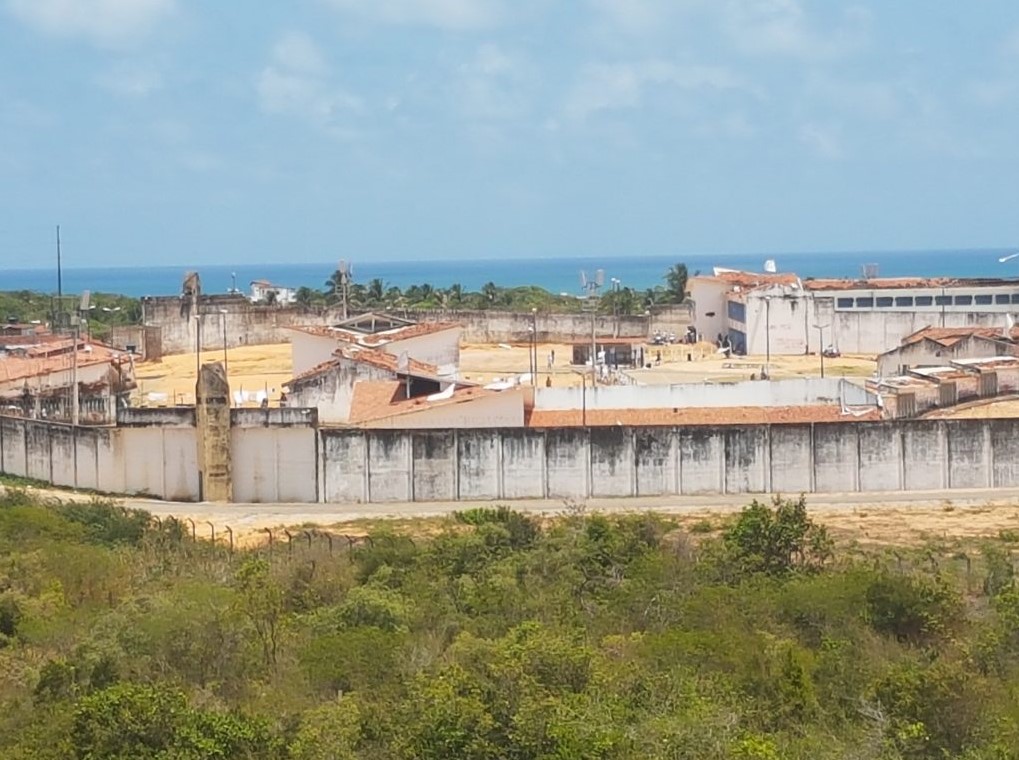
<box><xmin>132</xmin><ymin>340</ymin><xmax>878</xmax><ymax>405</ymax></box>
<box><xmin>134</xmin><ymin>343</ymin><xmax>293</xmax><ymax>406</ymax></box>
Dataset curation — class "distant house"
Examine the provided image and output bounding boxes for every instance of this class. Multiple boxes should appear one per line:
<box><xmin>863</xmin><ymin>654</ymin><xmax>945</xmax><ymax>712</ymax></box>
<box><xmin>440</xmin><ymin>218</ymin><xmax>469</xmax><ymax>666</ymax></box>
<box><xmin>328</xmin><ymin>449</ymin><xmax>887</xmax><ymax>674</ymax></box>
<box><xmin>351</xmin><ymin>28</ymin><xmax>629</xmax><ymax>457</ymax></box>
<box><xmin>0</xmin><ymin>337</ymin><xmax>136</xmax><ymax>423</ymax></box>
<box><xmin>876</xmin><ymin>326</ymin><xmax>1019</xmax><ymax>376</ymax></box>
<box><xmin>250</xmin><ymin>279</ymin><xmax>297</xmax><ymax>305</ymax></box>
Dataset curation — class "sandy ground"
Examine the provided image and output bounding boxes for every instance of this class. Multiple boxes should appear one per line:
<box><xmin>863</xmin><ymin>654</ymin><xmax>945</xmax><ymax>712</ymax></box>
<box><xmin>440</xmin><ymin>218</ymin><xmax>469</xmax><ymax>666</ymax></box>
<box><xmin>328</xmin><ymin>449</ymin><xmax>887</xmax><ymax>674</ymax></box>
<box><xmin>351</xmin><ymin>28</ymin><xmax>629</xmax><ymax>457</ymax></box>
<box><xmin>134</xmin><ymin>344</ymin><xmax>293</xmax><ymax>406</ymax></box>
<box><xmin>7</xmin><ymin>477</ymin><xmax>1019</xmax><ymax>548</ymax></box>
<box><xmin>924</xmin><ymin>397</ymin><xmax>1019</xmax><ymax>419</ymax></box>
<box><xmin>132</xmin><ymin>341</ymin><xmax>877</xmax><ymax>404</ymax></box>
<box><xmin>14</xmin><ymin>486</ymin><xmax>1015</xmax><ymax>548</ymax></box>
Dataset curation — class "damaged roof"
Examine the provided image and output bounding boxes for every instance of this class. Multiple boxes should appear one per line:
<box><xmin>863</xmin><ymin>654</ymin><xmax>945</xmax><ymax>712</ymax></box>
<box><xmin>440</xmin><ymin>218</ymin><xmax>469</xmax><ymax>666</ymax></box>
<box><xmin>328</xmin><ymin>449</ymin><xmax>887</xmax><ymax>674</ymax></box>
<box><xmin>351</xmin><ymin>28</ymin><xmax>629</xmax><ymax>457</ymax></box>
<box><xmin>285</xmin><ymin>345</ymin><xmax>443</xmax><ymax>388</ymax></box>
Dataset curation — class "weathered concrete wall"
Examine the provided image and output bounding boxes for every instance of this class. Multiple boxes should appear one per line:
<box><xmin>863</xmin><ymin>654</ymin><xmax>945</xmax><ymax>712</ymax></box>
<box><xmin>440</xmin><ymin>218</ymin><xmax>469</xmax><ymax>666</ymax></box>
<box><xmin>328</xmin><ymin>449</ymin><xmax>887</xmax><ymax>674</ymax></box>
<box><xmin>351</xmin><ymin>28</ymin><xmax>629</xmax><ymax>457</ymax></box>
<box><xmin>316</xmin><ymin>419</ymin><xmax>1019</xmax><ymax>504</ymax></box>
<box><xmin>142</xmin><ymin>296</ymin><xmax>337</xmax><ymax>355</ymax></box>
<box><xmin>9</xmin><ymin>414</ymin><xmax>1019</xmax><ymax>505</ymax></box>
<box><xmin>535</xmin><ymin>378</ymin><xmax>874</xmax><ymax>411</ymax></box>
<box><xmin>142</xmin><ymin>295</ymin><xmax>693</xmax><ymax>355</ymax></box>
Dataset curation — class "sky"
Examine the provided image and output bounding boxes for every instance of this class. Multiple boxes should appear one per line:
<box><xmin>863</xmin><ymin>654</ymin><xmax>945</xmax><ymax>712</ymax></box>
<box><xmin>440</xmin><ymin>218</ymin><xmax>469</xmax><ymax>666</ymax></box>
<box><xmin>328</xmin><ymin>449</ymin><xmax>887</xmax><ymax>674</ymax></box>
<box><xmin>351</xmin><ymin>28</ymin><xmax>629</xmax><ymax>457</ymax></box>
<box><xmin>4</xmin><ymin>1</ymin><xmax>1019</xmax><ymax>268</ymax></box>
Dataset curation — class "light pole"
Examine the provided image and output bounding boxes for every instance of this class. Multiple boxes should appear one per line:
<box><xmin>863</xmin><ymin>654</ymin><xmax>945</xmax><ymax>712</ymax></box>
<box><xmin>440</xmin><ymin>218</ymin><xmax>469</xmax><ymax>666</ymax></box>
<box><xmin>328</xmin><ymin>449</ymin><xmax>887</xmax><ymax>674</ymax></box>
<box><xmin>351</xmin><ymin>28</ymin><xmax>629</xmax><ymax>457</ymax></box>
<box><xmin>194</xmin><ymin>313</ymin><xmax>202</xmax><ymax>388</ymax></box>
<box><xmin>530</xmin><ymin>308</ymin><xmax>538</xmax><ymax>386</ymax></box>
<box><xmin>219</xmin><ymin>309</ymin><xmax>229</xmax><ymax>377</ymax></box>
<box><xmin>570</xmin><ymin>369</ymin><xmax>588</xmax><ymax>427</ymax></box>
<box><xmin>611</xmin><ymin>277</ymin><xmax>621</xmax><ymax>337</ymax></box>
<box><xmin>814</xmin><ymin>323</ymin><xmax>830</xmax><ymax>378</ymax></box>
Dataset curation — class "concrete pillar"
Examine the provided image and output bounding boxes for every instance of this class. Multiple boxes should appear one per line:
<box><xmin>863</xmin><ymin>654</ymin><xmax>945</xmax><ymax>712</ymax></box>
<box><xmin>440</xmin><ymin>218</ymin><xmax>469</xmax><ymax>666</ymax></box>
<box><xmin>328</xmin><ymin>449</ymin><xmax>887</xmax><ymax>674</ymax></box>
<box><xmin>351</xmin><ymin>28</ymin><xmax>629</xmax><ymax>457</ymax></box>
<box><xmin>196</xmin><ymin>362</ymin><xmax>232</xmax><ymax>502</ymax></box>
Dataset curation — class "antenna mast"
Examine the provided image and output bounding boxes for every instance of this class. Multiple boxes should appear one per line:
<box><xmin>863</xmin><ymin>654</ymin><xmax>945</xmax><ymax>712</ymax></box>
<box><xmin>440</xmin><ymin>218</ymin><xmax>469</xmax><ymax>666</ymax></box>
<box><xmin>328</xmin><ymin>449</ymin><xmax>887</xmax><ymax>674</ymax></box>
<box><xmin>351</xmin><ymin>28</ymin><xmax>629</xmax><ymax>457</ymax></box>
<box><xmin>338</xmin><ymin>260</ymin><xmax>352</xmax><ymax>320</ymax></box>
<box><xmin>580</xmin><ymin>269</ymin><xmax>604</xmax><ymax>389</ymax></box>
<box><xmin>55</xmin><ymin>225</ymin><xmax>63</xmax><ymax>330</ymax></box>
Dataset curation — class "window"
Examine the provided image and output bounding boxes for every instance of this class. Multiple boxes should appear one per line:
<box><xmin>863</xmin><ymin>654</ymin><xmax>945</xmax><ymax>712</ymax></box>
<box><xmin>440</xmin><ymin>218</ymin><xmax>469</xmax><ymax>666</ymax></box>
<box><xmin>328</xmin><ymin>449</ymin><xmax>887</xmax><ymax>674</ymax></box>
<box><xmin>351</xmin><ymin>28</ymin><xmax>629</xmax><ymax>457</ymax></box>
<box><xmin>727</xmin><ymin>300</ymin><xmax>746</xmax><ymax>322</ymax></box>
<box><xmin>856</xmin><ymin>297</ymin><xmax>874</xmax><ymax>307</ymax></box>
<box><xmin>876</xmin><ymin>296</ymin><xmax>893</xmax><ymax>307</ymax></box>
<box><xmin>996</xmin><ymin>294</ymin><xmax>1010</xmax><ymax>305</ymax></box>
<box><xmin>1012</xmin><ymin>294</ymin><xmax>1019</xmax><ymax>304</ymax></box>
<box><xmin>837</xmin><ymin>297</ymin><xmax>854</xmax><ymax>308</ymax></box>
<box><xmin>895</xmin><ymin>296</ymin><xmax>913</xmax><ymax>307</ymax></box>
<box><xmin>935</xmin><ymin>295</ymin><xmax>952</xmax><ymax>306</ymax></box>
<box><xmin>955</xmin><ymin>295</ymin><xmax>973</xmax><ymax>306</ymax></box>
<box><xmin>915</xmin><ymin>296</ymin><xmax>933</xmax><ymax>306</ymax></box>
<box><xmin>975</xmin><ymin>294</ymin><xmax>993</xmax><ymax>305</ymax></box>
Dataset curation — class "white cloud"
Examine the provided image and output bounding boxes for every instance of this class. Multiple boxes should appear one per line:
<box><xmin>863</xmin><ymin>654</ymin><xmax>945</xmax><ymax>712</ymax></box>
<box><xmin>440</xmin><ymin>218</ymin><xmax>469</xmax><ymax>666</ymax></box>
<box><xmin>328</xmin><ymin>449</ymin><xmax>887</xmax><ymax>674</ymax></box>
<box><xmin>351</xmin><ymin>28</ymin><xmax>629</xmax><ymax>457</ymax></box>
<box><xmin>6</xmin><ymin>0</ymin><xmax>174</xmax><ymax>45</ymax></box>
<box><xmin>564</xmin><ymin>60</ymin><xmax>750</xmax><ymax>121</ymax></box>
<box><xmin>271</xmin><ymin>31</ymin><xmax>328</xmax><ymax>75</ymax></box>
<box><xmin>805</xmin><ymin>75</ymin><xmax>905</xmax><ymax>121</ymax></box>
<box><xmin>587</xmin><ymin>0</ymin><xmax>705</xmax><ymax>37</ymax></box>
<box><xmin>96</xmin><ymin>63</ymin><xmax>162</xmax><ymax>97</ymax></box>
<box><xmin>321</xmin><ymin>0</ymin><xmax>505</xmax><ymax>30</ymax></box>
<box><xmin>722</xmin><ymin>0</ymin><xmax>869</xmax><ymax>60</ymax></box>
<box><xmin>256</xmin><ymin>32</ymin><xmax>363</xmax><ymax>133</ymax></box>
<box><xmin>454</xmin><ymin>43</ymin><xmax>531</xmax><ymax>122</ymax></box>
<box><xmin>797</xmin><ymin>122</ymin><xmax>843</xmax><ymax>159</ymax></box>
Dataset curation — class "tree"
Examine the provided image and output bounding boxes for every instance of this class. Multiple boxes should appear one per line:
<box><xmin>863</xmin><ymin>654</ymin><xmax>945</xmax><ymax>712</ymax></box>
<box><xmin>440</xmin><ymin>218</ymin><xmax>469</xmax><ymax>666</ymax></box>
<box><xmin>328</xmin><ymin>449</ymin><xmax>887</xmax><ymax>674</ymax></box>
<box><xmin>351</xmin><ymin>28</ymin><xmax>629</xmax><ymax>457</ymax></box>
<box><xmin>234</xmin><ymin>558</ymin><xmax>284</xmax><ymax>670</ymax></box>
<box><xmin>664</xmin><ymin>262</ymin><xmax>689</xmax><ymax>303</ymax></box>
<box><xmin>366</xmin><ymin>278</ymin><xmax>385</xmax><ymax>306</ymax></box>
<box><xmin>718</xmin><ymin>495</ymin><xmax>832</xmax><ymax>577</ymax></box>
<box><xmin>295</xmin><ymin>286</ymin><xmax>320</xmax><ymax>307</ymax></box>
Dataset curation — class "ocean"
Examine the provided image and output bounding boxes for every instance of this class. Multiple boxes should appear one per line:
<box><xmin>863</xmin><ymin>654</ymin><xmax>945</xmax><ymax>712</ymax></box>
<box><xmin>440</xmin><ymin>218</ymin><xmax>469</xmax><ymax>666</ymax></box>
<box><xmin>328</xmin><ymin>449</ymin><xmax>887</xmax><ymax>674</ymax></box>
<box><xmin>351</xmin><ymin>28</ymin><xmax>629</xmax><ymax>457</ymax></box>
<box><xmin>0</xmin><ymin>249</ymin><xmax>1016</xmax><ymax>298</ymax></box>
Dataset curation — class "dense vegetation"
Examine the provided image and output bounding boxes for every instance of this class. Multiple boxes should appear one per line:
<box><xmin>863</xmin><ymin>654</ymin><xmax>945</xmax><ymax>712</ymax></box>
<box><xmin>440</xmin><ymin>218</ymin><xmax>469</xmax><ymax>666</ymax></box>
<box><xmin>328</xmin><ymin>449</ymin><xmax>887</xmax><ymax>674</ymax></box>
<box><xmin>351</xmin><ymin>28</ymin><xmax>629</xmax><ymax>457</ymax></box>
<box><xmin>2</xmin><ymin>489</ymin><xmax>1018</xmax><ymax>759</ymax></box>
<box><xmin>304</xmin><ymin>262</ymin><xmax>690</xmax><ymax>314</ymax></box>
<box><xmin>0</xmin><ymin>263</ymin><xmax>689</xmax><ymax>326</ymax></box>
<box><xmin>0</xmin><ymin>291</ymin><xmax>141</xmax><ymax>340</ymax></box>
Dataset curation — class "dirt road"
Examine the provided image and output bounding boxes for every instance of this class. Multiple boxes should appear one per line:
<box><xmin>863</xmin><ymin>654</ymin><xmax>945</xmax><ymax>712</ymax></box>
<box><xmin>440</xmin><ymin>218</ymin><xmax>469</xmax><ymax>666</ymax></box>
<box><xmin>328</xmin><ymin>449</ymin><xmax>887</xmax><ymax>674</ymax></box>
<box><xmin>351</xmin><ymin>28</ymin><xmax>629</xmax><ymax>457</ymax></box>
<box><xmin>124</xmin><ymin>487</ymin><xmax>1019</xmax><ymax>546</ymax></box>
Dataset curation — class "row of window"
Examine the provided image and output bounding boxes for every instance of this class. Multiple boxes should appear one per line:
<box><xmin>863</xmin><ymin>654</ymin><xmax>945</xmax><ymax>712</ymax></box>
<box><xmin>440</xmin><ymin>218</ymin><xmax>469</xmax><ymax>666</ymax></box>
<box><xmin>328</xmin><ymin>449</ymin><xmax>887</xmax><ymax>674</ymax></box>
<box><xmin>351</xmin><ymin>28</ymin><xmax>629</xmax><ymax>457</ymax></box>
<box><xmin>835</xmin><ymin>293</ymin><xmax>1019</xmax><ymax>309</ymax></box>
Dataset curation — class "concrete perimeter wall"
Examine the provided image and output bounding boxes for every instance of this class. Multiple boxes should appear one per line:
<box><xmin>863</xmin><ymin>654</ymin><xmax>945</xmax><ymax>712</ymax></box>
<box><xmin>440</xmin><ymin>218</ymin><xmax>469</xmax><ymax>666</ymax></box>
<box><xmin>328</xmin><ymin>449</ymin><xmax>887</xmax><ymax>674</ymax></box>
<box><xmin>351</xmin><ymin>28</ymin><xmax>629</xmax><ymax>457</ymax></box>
<box><xmin>319</xmin><ymin>418</ymin><xmax>1019</xmax><ymax>503</ymax></box>
<box><xmin>141</xmin><ymin>296</ymin><xmax>694</xmax><ymax>355</ymax></box>
<box><xmin>5</xmin><ymin>414</ymin><xmax>1019</xmax><ymax>504</ymax></box>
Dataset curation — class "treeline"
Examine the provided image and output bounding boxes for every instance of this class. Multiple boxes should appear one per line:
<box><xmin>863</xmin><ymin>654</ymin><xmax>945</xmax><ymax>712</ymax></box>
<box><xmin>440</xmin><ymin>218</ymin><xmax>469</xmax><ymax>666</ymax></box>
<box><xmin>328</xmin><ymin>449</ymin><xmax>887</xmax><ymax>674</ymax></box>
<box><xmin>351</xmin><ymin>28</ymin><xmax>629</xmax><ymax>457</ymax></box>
<box><xmin>0</xmin><ymin>291</ymin><xmax>140</xmax><ymax>339</ymax></box>
<box><xmin>1</xmin><ymin>488</ymin><xmax>1019</xmax><ymax>758</ymax></box>
<box><xmin>297</xmin><ymin>262</ymin><xmax>690</xmax><ymax>315</ymax></box>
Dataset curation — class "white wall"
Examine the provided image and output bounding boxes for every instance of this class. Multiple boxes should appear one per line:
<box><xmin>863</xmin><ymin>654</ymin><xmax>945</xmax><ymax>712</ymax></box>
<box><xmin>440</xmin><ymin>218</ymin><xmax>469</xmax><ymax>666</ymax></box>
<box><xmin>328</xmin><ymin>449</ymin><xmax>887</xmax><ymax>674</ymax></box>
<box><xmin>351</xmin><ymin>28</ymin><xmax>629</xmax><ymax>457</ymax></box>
<box><xmin>534</xmin><ymin>378</ymin><xmax>875</xmax><ymax>410</ymax></box>
<box><xmin>739</xmin><ymin>286</ymin><xmax>1019</xmax><ymax>356</ymax></box>
<box><xmin>385</xmin><ymin>328</ymin><xmax>461</xmax><ymax>376</ymax></box>
<box><xmin>231</xmin><ymin>426</ymin><xmax>317</xmax><ymax>502</ymax></box>
<box><xmin>289</xmin><ymin>359</ymin><xmax>396</xmax><ymax>424</ymax></box>
<box><xmin>688</xmin><ymin>278</ymin><xmax>730</xmax><ymax>344</ymax></box>
<box><xmin>290</xmin><ymin>332</ymin><xmax>340</xmax><ymax>376</ymax></box>
<box><xmin>740</xmin><ymin>291</ymin><xmax>818</xmax><ymax>356</ymax></box>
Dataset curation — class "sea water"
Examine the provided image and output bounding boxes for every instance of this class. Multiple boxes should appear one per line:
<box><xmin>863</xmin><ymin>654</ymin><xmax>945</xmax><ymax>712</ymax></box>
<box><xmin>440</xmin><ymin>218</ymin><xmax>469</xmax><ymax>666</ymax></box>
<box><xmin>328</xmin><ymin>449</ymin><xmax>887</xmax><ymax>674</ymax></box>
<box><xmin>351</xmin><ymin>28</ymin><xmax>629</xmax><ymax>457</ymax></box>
<box><xmin>0</xmin><ymin>249</ymin><xmax>1016</xmax><ymax>298</ymax></box>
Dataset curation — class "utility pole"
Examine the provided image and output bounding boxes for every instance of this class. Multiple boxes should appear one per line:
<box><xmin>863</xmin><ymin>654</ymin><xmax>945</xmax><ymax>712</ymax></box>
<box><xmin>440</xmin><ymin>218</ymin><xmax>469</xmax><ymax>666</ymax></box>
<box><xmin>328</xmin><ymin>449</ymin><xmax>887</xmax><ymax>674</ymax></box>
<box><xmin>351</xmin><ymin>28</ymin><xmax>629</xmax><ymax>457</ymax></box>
<box><xmin>71</xmin><ymin>321</ymin><xmax>79</xmax><ymax>425</ymax></box>
<box><xmin>814</xmin><ymin>323</ymin><xmax>830</xmax><ymax>378</ymax></box>
<box><xmin>55</xmin><ymin>225</ymin><xmax>63</xmax><ymax>330</ymax></box>
<box><xmin>530</xmin><ymin>308</ymin><xmax>537</xmax><ymax>386</ymax></box>
<box><xmin>220</xmin><ymin>309</ymin><xmax>229</xmax><ymax>377</ymax></box>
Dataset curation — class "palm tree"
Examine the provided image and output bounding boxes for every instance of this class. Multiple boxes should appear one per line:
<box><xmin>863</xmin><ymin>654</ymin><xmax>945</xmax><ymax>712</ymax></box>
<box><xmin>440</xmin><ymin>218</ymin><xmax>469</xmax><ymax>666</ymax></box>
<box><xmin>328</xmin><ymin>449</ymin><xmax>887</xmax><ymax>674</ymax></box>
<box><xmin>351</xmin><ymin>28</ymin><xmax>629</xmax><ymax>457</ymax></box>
<box><xmin>481</xmin><ymin>281</ymin><xmax>499</xmax><ymax>304</ymax></box>
<box><xmin>366</xmin><ymin>278</ymin><xmax>385</xmax><ymax>306</ymax></box>
<box><xmin>384</xmin><ymin>286</ymin><xmax>404</xmax><ymax>308</ymax></box>
<box><xmin>665</xmin><ymin>263</ymin><xmax>689</xmax><ymax>304</ymax></box>
<box><xmin>449</xmin><ymin>283</ymin><xmax>463</xmax><ymax>307</ymax></box>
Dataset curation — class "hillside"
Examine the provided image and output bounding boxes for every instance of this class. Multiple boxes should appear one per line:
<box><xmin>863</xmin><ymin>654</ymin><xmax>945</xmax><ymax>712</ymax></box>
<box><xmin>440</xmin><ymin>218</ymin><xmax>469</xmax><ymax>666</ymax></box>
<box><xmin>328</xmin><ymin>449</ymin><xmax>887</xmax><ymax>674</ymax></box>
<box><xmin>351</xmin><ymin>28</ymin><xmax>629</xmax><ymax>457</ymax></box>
<box><xmin>1</xmin><ymin>490</ymin><xmax>1018</xmax><ymax>759</ymax></box>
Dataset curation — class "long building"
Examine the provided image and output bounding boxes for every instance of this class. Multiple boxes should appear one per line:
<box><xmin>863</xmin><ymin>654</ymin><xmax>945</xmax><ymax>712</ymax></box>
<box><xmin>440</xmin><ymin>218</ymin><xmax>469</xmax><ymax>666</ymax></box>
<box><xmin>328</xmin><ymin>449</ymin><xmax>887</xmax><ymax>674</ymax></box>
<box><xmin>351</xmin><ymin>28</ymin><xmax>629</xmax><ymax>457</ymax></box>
<box><xmin>690</xmin><ymin>270</ymin><xmax>1019</xmax><ymax>356</ymax></box>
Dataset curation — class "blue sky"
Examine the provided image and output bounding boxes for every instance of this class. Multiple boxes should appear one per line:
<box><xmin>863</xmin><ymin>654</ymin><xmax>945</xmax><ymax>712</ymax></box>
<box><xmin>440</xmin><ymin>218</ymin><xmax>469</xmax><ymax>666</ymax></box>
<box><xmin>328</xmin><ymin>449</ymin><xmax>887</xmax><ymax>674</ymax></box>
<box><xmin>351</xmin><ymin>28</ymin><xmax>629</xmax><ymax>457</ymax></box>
<box><xmin>4</xmin><ymin>0</ymin><xmax>1019</xmax><ymax>268</ymax></box>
